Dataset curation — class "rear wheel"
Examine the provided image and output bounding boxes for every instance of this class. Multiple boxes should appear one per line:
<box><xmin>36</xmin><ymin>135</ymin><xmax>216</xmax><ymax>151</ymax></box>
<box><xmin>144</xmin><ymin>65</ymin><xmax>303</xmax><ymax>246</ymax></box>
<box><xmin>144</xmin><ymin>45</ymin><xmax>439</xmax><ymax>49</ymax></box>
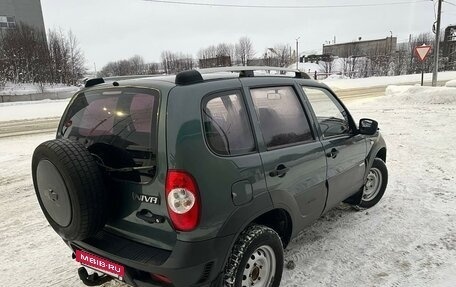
<box><xmin>357</xmin><ymin>158</ymin><xmax>388</xmax><ymax>209</ymax></box>
<box><xmin>224</xmin><ymin>225</ymin><xmax>283</xmax><ymax>287</ymax></box>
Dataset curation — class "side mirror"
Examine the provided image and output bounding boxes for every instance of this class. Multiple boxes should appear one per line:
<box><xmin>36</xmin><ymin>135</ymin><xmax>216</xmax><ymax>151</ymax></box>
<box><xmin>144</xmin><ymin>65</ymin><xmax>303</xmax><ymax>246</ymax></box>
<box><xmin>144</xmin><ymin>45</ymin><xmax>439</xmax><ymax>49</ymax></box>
<box><xmin>359</xmin><ymin>118</ymin><xmax>378</xmax><ymax>135</ymax></box>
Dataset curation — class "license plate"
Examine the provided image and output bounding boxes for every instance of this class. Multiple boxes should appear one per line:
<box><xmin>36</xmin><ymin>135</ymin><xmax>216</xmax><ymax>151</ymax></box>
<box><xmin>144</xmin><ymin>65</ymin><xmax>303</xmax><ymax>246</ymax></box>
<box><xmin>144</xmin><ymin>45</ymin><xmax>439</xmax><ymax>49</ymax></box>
<box><xmin>75</xmin><ymin>250</ymin><xmax>125</xmax><ymax>279</ymax></box>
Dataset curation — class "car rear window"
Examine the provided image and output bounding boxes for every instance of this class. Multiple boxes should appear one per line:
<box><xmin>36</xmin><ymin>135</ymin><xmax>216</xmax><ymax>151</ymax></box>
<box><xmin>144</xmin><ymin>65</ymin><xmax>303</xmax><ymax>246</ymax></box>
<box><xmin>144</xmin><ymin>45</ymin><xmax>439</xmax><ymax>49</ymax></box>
<box><xmin>60</xmin><ymin>87</ymin><xmax>159</xmax><ymax>182</ymax></box>
<box><xmin>202</xmin><ymin>90</ymin><xmax>256</xmax><ymax>156</ymax></box>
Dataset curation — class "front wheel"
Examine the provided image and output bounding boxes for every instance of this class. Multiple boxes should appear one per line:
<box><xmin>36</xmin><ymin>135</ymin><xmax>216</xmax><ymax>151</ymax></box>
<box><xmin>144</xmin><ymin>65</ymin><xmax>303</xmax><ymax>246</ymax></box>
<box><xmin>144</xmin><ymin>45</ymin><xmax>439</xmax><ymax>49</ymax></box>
<box><xmin>357</xmin><ymin>158</ymin><xmax>388</xmax><ymax>209</ymax></box>
<box><xmin>224</xmin><ymin>225</ymin><xmax>284</xmax><ymax>287</ymax></box>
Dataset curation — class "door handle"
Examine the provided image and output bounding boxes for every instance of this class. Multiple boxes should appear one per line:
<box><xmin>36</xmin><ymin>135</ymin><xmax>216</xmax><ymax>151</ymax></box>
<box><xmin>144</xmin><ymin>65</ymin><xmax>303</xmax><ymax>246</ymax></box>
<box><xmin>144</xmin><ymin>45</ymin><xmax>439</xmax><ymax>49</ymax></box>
<box><xmin>269</xmin><ymin>164</ymin><xmax>290</xmax><ymax>178</ymax></box>
<box><xmin>326</xmin><ymin>148</ymin><xmax>339</xmax><ymax>159</ymax></box>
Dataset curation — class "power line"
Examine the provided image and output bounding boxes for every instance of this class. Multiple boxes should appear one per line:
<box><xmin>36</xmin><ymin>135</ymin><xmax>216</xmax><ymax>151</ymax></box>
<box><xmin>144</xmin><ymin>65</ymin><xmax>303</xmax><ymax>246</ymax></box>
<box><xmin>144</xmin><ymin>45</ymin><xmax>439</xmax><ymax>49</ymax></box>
<box><xmin>142</xmin><ymin>0</ymin><xmax>428</xmax><ymax>9</ymax></box>
<box><xmin>444</xmin><ymin>0</ymin><xmax>456</xmax><ymax>7</ymax></box>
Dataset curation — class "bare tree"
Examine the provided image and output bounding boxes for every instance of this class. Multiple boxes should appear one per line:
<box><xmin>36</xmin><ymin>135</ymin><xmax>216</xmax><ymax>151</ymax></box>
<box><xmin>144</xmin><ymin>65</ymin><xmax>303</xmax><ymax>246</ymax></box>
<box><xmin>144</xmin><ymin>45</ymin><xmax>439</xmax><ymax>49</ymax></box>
<box><xmin>67</xmin><ymin>30</ymin><xmax>85</xmax><ymax>85</ymax></box>
<box><xmin>146</xmin><ymin>63</ymin><xmax>160</xmax><ymax>74</ymax></box>
<box><xmin>0</xmin><ymin>23</ymin><xmax>83</xmax><ymax>86</ymax></box>
<box><xmin>129</xmin><ymin>55</ymin><xmax>145</xmax><ymax>74</ymax></box>
<box><xmin>236</xmin><ymin>37</ymin><xmax>254</xmax><ymax>66</ymax></box>
<box><xmin>274</xmin><ymin>44</ymin><xmax>292</xmax><ymax>67</ymax></box>
<box><xmin>48</xmin><ymin>29</ymin><xmax>71</xmax><ymax>84</ymax></box>
<box><xmin>319</xmin><ymin>55</ymin><xmax>335</xmax><ymax>75</ymax></box>
<box><xmin>216</xmin><ymin>43</ymin><xmax>233</xmax><ymax>57</ymax></box>
<box><xmin>99</xmin><ymin>55</ymin><xmax>152</xmax><ymax>76</ymax></box>
<box><xmin>197</xmin><ymin>45</ymin><xmax>217</xmax><ymax>60</ymax></box>
<box><xmin>161</xmin><ymin>51</ymin><xmax>194</xmax><ymax>74</ymax></box>
<box><xmin>392</xmin><ymin>43</ymin><xmax>409</xmax><ymax>76</ymax></box>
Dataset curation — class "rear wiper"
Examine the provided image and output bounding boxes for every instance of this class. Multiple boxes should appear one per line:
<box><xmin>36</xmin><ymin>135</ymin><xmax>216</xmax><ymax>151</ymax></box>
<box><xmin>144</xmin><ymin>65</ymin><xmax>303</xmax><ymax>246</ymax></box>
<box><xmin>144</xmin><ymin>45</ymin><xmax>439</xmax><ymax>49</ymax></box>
<box><xmin>99</xmin><ymin>164</ymin><xmax>156</xmax><ymax>173</ymax></box>
<box><xmin>91</xmin><ymin>153</ymin><xmax>155</xmax><ymax>173</ymax></box>
<box><xmin>87</xmin><ymin>115</ymin><xmax>115</xmax><ymax>137</ymax></box>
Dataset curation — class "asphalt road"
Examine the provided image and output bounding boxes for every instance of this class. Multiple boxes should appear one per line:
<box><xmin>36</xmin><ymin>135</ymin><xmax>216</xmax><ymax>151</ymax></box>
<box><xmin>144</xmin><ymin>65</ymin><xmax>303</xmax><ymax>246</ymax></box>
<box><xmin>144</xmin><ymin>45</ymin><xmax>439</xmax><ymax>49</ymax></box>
<box><xmin>0</xmin><ymin>117</ymin><xmax>60</xmax><ymax>139</ymax></box>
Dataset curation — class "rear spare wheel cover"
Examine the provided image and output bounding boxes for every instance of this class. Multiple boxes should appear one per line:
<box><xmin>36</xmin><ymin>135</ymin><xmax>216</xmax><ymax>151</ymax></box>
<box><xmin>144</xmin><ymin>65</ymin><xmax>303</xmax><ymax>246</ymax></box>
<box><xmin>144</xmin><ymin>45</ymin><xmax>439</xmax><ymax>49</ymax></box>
<box><xmin>32</xmin><ymin>138</ymin><xmax>109</xmax><ymax>241</ymax></box>
<box><xmin>36</xmin><ymin>160</ymin><xmax>72</xmax><ymax>227</ymax></box>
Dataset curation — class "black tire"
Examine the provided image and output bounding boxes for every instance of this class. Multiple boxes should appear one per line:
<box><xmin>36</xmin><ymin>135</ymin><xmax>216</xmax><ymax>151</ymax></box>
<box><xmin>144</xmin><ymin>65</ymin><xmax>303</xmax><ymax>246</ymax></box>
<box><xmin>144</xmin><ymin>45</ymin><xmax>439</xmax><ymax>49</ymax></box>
<box><xmin>224</xmin><ymin>225</ymin><xmax>284</xmax><ymax>287</ymax></box>
<box><xmin>32</xmin><ymin>139</ymin><xmax>108</xmax><ymax>241</ymax></box>
<box><xmin>357</xmin><ymin>158</ymin><xmax>388</xmax><ymax>209</ymax></box>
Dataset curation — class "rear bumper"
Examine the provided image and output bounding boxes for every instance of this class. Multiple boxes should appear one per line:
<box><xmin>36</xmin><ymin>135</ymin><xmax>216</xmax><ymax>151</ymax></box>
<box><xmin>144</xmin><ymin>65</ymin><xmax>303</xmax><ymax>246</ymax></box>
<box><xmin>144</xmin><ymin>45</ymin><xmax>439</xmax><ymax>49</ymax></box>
<box><xmin>68</xmin><ymin>230</ymin><xmax>234</xmax><ymax>287</ymax></box>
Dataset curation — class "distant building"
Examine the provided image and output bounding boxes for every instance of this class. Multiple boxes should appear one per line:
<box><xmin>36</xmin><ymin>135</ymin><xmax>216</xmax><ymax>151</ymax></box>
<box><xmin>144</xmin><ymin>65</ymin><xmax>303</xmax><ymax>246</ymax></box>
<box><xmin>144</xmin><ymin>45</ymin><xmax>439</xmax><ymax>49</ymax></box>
<box><xmin>304</xmin><ymin>54</ymin><xmax>333</xmax><ymax>63</ymax></box>
<box><xmin>199</xmin><ymin>56</ymin><xmax>231</xmax><ymax>68</ymax></box>
<box><xmin>323</xmin><ymin>37</ymin><xmax>397</xmax><ymax>58</ymax></box>
<box><xmin>261</xmin><ymin>48</ymin><xmax>280</xmax><ymax>67</ymax></box>
<box><xmin>0</xmin><ymin>0</ymin><xmax>45</xmax><ymax>32</ymax></box>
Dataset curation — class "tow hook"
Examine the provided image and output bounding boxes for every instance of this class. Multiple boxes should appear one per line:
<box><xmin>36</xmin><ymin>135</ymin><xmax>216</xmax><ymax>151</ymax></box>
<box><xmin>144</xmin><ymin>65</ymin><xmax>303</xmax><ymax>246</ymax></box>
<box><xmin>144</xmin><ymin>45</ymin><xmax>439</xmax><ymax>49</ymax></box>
<box><xmin>78</xmin><ymin>267</ymin><xmax>112</xmax><ymax>286</ymax></box>
<box><xmin>136</xmin><ymin>209</ymin><xmax>165</xmax><ymax>224</ymax></box>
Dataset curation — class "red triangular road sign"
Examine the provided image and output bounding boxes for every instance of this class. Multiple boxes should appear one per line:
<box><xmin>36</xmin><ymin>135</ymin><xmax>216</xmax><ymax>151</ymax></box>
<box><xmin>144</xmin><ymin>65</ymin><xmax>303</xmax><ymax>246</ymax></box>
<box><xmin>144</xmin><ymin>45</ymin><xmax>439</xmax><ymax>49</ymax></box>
<box><xmin>414</xmin><ymin>45</ymin><xmax>432</xmax><ymax>62</ymax></box>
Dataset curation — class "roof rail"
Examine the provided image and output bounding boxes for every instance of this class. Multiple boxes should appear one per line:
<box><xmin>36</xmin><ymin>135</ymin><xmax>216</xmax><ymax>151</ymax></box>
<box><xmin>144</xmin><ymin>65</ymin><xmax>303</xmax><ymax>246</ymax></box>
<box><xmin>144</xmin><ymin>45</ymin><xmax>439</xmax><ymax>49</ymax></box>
<box><xmin>175</xmin><ymin>70</ymin><xmax>204</xmax><ymax>85</ymax></box>
<box><xmin>85</xmin><ymin>78</ymin><xmax>105</xmax><ymax>88</ymax></box>
<box><xmin>197</xmin><ymin>66</ymin><xmax>311</xmax><ymax>79</ymax></box>
<box><xmin>174</xmin><ymin>66</ymin><xmax>311</xmax><ymax>85</ymax></box>
<box><xmin>84</xmin><ymin>75</ymin><xmax>157</xmax><ymax>88</ymax></box>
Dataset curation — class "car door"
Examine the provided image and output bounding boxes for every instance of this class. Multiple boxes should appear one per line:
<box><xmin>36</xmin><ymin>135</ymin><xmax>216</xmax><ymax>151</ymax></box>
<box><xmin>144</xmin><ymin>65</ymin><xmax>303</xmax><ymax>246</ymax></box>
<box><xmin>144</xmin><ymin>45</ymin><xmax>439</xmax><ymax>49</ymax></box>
<box><xmin>301</xmin><ymin>86</ymin><xmax>367</xmax><ymax>212</ymax></box>
<box><xmin>243</xmin><ymin>81</ymin><xmax>328</xmax><ymax>230</ymax></box>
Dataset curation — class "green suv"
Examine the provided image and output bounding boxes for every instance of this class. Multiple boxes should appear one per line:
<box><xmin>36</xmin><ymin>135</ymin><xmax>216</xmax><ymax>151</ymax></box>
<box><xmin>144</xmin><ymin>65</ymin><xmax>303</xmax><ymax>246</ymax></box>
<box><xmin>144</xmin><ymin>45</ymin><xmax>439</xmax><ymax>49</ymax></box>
<box><xmin>32</xmin><ymin>67</ymin><xmax>388</xmax><ymax>287</ymax></box>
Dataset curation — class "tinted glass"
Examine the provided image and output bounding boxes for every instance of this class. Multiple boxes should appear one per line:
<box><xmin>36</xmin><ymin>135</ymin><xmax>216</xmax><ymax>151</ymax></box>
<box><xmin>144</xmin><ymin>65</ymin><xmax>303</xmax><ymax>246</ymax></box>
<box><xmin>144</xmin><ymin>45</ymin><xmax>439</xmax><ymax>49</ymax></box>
<box><xmin>302</xmin><ymin>87</ymin><xmax>350</xmax><ymax>138</ymax></box>
<box><xmin>203</xmin><ymin>91</ymin><xmax>255</xmax><ymax>155</ymax></box>
<box><xmin>61</xmin><ymin>88</ymin><xmax>159</xmax><ymax>181</ymax></box>
<box><xmin>250</xmin><ymin>86</ymin><xmax>313</xmax><ymax>149</ymax></box>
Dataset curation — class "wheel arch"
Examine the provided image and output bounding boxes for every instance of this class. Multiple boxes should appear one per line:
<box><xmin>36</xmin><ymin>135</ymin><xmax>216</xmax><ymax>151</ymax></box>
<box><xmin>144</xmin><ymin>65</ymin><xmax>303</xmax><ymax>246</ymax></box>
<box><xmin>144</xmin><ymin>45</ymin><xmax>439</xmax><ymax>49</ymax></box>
<box><xmin>217</xmin><ymin>203</ymin><xmax>294</xmax><ymax>279</ymax></box>
<box><xmin>251</xmin><ymin>208</ymin><xmax>293</xmax><ymax>248</ymax></box>
<box><xmin>366</xmin><ymin>134</ymin><xmax>387</xmax><ymax>174</ymax></box>
<box><xmin>376</xmin><ymin>147</ymin><xmax>387</xmax><ymax>162</ymax></box>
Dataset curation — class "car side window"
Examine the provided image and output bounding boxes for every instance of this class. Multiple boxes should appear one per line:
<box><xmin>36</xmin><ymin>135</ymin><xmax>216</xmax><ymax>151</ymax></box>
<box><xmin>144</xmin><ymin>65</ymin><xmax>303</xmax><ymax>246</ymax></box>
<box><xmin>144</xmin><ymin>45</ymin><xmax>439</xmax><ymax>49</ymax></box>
<box><xmin>302</xmin><ymin>86</ymin><xmax>350</xmax><ymax>138</ymax></box>
<box><xmin>250</xmin><ymin>86</ymin><xmax>314</xmax><ymax>149</ymax></box>
<box><xmin>202</xmin><ymin>90</ymin><xmax>255</xmax><ymax>156</ymax></box>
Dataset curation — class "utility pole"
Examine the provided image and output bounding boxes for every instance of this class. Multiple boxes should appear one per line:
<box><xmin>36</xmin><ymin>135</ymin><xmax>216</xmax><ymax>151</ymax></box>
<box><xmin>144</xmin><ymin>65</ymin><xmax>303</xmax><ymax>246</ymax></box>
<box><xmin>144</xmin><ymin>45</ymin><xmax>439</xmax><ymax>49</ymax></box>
<box><xmin>432</xmin><ymin>0</ymin><xmax>442</xmax><ymax>86</ymax></box>
<box><xmin>296</xmin><ymin>37</ymin><xmax>300</xmax><ymax>70</ymax></box>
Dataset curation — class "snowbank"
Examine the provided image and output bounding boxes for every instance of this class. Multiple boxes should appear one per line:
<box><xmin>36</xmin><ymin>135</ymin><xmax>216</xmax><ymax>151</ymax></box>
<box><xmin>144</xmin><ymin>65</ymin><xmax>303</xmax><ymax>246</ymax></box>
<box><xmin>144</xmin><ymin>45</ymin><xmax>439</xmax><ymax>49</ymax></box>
<box><xmin>0</xmin><ymin>83</ymin><xmax>79</xmax><ymax>96</ymax></box>
<box><xmin>0</xmin><ymin>99</ymin><xmax>70</xmax><ymax>121</ymax></box>
<box><xmin>289</xmin><ymin>62</ymin><xmax>321</xmax><ymax>74</ymax></box>
<box><xmin>445</xmin><ymin>79</ymin><xmax>456</xmax><ymax>87</ymax></box>
<box><xmin>385</xmin><ymin>85</ymin><xmax>456</xmax><ymax>105</ymax></box>
<box><xmin>325</xmin><ymin>74</ymin><xmax>349</xmax><ymax>80</ymax></box>
<box><xmin>323</xmin><ymin>71</ymin><xmax>456</xmax><ymax>89</ymax></box>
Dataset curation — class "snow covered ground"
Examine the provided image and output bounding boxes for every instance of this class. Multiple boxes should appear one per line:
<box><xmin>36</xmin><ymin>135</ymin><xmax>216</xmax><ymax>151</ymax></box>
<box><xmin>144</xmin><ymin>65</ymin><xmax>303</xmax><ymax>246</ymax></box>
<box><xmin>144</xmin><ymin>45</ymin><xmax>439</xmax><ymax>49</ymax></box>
<box><xmin>0</xmin><ymin>83</ymin><xmax>455</xmax><ymax>286</ymax></box>
<box><xmin>281</xmin><ymin>86</ymin><xmax>456</xmax><ymax>286</ymax></box>
<box><xmin>446</xmin><ymin>79</ymin><xmax>456</xmax><ymax>88</ymax></box>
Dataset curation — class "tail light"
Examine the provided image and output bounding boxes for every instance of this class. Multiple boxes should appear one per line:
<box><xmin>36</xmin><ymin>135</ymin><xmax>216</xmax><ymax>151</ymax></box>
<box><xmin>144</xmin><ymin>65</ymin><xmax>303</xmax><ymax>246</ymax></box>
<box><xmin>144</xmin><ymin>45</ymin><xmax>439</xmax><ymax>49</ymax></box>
<box><xmin>165</xmin><ymin>170</ymin><xmax>200</xmax><ymax>231</ymax></box>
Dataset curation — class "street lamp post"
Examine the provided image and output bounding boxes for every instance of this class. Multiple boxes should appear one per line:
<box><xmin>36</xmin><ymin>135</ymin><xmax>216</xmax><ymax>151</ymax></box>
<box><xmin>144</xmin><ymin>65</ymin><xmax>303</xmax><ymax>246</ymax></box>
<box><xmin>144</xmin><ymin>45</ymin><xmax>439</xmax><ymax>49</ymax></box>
<box><xmin>296</xmin><ymin>37</ymin><xmax>301</xmax><ymax>70</ymax></box>
<box><xmin>432</xmin><ymin>0</ymin><xmax>443</xmax><ymax>86</ymax></box>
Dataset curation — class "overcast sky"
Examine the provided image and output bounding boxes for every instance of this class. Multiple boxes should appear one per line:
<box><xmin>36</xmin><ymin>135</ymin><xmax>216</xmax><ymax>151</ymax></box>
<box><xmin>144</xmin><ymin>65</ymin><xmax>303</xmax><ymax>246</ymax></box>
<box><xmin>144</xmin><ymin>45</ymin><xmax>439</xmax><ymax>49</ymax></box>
<box><xmin>40</xmin><ymin>0</ymin><xmax>456</xmax><ymax>69</ymax></box>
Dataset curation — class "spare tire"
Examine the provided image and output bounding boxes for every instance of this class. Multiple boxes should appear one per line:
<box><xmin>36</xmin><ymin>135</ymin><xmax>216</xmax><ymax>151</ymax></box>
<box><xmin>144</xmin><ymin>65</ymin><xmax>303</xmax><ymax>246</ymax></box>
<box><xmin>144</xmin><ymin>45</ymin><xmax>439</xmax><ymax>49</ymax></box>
<box><xmin>32</xmin><ymin>139</ymin><xmax>108</xmax><ymax>241</ymax></box>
